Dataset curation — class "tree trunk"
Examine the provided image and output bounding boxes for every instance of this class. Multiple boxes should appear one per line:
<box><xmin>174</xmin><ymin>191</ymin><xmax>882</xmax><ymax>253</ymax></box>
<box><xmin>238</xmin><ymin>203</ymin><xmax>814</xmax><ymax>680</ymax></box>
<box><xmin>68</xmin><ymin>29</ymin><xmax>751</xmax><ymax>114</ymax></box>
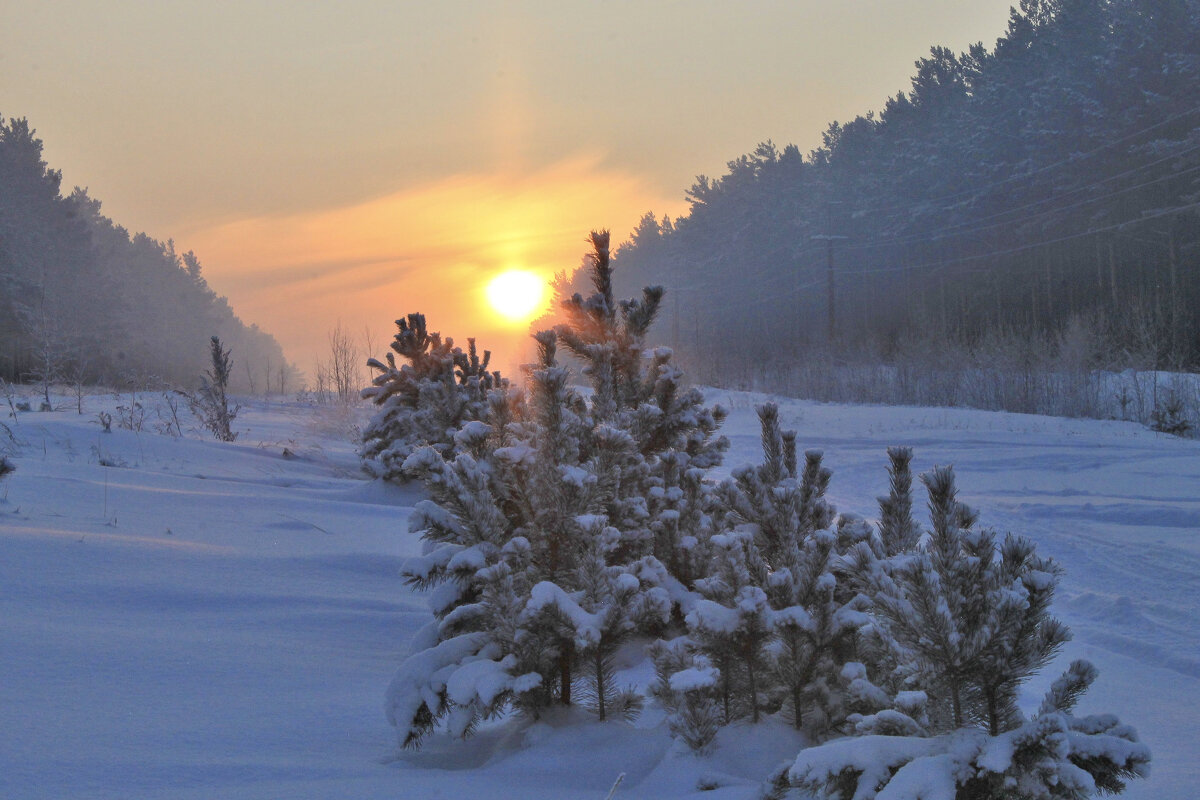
<box><xmin>594</xmin><ymin>648</ymin><xmax>606</xmax><ymax>721</ymax></box>
<box><xmin>986</xmin><ymin>686</ymin><xmax>1000</xmax><ymax>736</ymax></box>
<box><xmin>744</xmin><ymin>650</ymin><xmax>760</xmax><ymax>724</ymax></box>
<box><xmin>559</xmin><ymin>641</ymin><xmax>573</xmax><ymax>705</ymax></box>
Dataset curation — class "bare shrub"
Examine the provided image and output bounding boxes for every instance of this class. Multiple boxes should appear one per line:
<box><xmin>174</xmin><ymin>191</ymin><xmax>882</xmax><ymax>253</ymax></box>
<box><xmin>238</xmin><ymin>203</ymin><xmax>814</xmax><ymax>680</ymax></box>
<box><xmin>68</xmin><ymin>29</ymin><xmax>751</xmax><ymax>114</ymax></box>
<box><xmin>326</xmin><ymin>321</ymin><xmax>361</xmax><ymax>405</ymax></box>
<box><xmin>183</xmin><ymin>336</ymin><xmax>239</xmax><ymax>441</ymax></box>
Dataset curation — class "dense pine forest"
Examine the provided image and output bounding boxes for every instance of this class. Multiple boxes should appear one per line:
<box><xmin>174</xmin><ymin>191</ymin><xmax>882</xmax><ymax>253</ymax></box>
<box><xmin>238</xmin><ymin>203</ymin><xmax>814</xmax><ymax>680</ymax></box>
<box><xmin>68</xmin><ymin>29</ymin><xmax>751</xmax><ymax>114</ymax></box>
<box><xmin>0</xmin><ymin>116</ymin><xmax>295</xmax><ymax>392</ymax></box>
<box><xmin>609</xmin><ymin>0</ymin><xmax>1200</xmax><ymax>401</ymax></box>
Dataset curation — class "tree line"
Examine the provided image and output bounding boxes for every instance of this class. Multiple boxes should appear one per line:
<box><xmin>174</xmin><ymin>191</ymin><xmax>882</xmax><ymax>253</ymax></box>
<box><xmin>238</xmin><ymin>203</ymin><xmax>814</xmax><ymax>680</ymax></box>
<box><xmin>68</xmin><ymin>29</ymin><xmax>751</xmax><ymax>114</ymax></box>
<box><xmin>608</xmin><ymin>0</ymin><xmax>1200</xmax><ymax>379</ymax></box>
<box><xmin>0</xmin><ymin>115</ymin><xmax>297</xmax><ymax>393</ymax></box>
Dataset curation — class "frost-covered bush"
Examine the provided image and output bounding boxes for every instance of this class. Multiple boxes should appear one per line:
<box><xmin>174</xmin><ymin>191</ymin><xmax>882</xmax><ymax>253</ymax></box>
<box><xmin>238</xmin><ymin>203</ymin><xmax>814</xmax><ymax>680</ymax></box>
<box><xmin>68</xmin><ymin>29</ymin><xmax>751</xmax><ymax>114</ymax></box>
<box><xmin>360</xmin><ymin>313</ymin><xmax>505</xmax><ymax>482</ymax></box>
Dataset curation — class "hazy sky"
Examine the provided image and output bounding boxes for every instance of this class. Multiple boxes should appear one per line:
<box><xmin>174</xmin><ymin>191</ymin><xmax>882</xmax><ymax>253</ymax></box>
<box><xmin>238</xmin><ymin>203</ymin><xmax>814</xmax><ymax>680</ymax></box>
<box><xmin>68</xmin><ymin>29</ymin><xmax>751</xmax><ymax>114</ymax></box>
<box><xmin>2</xmin><ymin>1</ymin><xmax>1016</xmax><ymax>374</ymax></box>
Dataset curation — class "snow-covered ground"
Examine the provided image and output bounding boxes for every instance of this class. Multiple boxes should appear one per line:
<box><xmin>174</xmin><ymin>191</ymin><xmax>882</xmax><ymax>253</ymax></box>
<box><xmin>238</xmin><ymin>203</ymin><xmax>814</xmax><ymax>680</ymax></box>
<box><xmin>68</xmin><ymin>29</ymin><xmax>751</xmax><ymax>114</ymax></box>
<box><xmin>1</xmin><ymin>391</ymin><xmax>1195</xmax><ymax>799</ymax></box>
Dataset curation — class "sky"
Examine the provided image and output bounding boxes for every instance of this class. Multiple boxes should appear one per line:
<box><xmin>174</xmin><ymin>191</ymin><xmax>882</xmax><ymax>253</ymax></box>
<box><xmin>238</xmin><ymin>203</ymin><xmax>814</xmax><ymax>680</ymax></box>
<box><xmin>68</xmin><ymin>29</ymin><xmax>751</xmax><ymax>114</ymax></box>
<box><xmin>1</xmin><ymin>0</ymin><xmax>1016</xmax><ymax>377</ymax></box>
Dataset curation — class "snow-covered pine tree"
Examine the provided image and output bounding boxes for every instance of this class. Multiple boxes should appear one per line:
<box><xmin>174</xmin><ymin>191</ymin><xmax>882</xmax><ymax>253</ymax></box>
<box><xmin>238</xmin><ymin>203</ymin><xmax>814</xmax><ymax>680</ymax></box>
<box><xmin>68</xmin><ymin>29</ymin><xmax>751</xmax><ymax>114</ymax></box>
<box><xmin>361</xmin><ymin>313</ymin><xmax>504</xmax><ymax>481</ymax></box>
<box><xmin>788</xmin><ymin>659</ymin><xmax>1150</xmax><ymax>800</ymax></box>
<box><xmin>780</xmin><ymin>464</ymin><xmax>1150</xmax><ymax>799</ymax></box>
<box><xmin>716</xmin><ymin>403</ymin><xmax>833</xmax><ymax>566</ymax></box>
<box><xmin>657</xmin><ymin>405</ymin><xmax>881</xmax><ymax>743</ymax></box>
<box><xmin>645</xmin><ymin>449</ymin><xmax>718</xmax><ymax>589</ymax></box>
<box><xmin>648</xmin><ymin>637</ymin><xmax>723</xmax><ymax>753</ymax></box>
<box><xmin>555</xmin><ymin>229</ymin><xmax>663</xmax><ymax>421</ymax></box>
<box><xmin>385</xmin><ymin>231</ymin><xmax>728</xmax><ymax>747</ymax></box>
<box><xmin>686</xmin><ymin>530</ymin><xmax>775</xmax><ymax>724</ymax></box>
<box><xmin>833</xmin><ymin>449</ymin><xmax>928</xmax><ymax>715</ymax></box>
<box><xmin>781</xmin><ymin>465</ymin><xmax>1149</xmax><ymax>799</ymax></box>
<box><xmin>385</xmin><ymin>329</ymin><xmax>669</xmax><ymax>745</ymax></box>
<box><xmin>563</xmin><ymin>528</ymin><xmax>647</xmax><ymax>722</ymax></box>
<box><xmin>876</xmin><ymin>446</ymin><xmax>920</xmax><ymax>555</ymax></box>
<box><xmin>764</xmin><ymin>518</ymin><xmax>883</xmax><ymax>739</ymax></box>
<box><xmin>553</xmin><ymin>230</ymin><xmax>728</xmax><ymax>568</ymax></box>
<box><xmin>868</xmin><ymin>466</ymin><xmax>1071</xmax><ymax>734</ymax></box>
<box><xmin>718</xmin><ymin>405</ymin><xmax>881</xmax><ymax>737</ymax></box>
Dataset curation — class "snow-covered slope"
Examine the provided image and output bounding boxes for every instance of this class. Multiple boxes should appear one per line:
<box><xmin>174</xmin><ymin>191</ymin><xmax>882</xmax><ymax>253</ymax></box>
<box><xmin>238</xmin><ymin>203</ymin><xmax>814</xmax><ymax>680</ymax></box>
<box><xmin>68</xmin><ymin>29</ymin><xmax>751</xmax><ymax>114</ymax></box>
<box><xmin>1</xmin><ymin>392</ymin><xmax>1194</xmax><ymax>799</ymax></box>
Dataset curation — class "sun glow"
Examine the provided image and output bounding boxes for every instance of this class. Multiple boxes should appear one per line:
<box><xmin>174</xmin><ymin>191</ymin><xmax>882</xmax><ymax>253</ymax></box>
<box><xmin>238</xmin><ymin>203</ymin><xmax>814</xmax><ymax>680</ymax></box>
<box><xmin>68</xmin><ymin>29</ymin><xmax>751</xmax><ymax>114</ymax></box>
<box><xmin>486</xmin><ymin>270</ymin><xmax>546</xmax><ymax>322</ymax></box>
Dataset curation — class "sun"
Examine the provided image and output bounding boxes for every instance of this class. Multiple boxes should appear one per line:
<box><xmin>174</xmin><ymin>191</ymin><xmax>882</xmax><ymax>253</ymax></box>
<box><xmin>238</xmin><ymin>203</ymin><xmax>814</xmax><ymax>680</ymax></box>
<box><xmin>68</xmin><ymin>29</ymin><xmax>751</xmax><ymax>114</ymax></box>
<box><xmin>486</xmin><ymin>270</ymin><xmax>545</xmax><ymax>321</ymax></box>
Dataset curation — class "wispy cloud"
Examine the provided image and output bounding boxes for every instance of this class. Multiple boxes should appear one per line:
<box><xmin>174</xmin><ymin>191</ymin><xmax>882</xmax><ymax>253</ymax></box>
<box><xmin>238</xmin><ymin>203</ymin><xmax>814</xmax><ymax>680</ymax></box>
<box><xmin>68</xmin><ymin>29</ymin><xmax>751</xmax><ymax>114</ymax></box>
<box><xmin>185</xmin><ymin>155</ymin><xmax>681</xmax><ymax>372</ymax></box>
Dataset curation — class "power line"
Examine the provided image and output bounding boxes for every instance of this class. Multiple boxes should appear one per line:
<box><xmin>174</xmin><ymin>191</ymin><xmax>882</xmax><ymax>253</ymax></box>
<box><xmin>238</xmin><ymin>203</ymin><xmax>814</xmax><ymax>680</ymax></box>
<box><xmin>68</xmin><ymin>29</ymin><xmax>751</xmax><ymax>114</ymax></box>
<box><xmin>847</xmin><ymin>102</ymin><xmax>1200</xmax><ymax>223</ymax></box>
<box><xmin>839</xmin><ymin>199</ymin><xmax>1200</xmax><ymax>279</ymax></box>
<box><xmin>838</xmin><ymin>158</ymin><xmax>1200</xmax><ymax>253</ymax></box>
<box><xmin>920</xmin><ymin>142</ymin><xmax>1200</xmax><ymax>234</ymax></box>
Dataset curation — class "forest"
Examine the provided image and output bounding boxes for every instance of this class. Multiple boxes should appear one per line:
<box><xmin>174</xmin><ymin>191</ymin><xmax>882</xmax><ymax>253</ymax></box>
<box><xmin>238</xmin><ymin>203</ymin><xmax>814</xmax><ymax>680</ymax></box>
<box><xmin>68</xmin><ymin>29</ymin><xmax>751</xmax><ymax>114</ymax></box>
<box><xmin>0</xmin><ymin>116</ymin><xmax>296</xmax><ymax>392</ymax></box>
<box><xmin>607</xmin><ymin>0</ymin><xmax>1200</xmax><ymax>408</ymax></box>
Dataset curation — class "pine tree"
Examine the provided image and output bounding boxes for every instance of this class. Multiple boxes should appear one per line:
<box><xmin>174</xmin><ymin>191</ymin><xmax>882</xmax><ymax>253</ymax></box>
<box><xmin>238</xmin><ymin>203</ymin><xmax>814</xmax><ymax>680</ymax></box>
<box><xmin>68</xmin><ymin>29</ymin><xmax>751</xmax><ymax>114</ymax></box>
<box><xmin>645</xmin><ymin>449</ymin><xmax>718</xmax><ymax>588</ymax></box>
<box><xmin>787</xmin><ymin>468</ymin><xmax>1147</xmax><ymax>799</ymax></box>
<box><xmin>553</xmin><ymin>230</ymin><xmax>727</xmax><ymax>568</ymax></box>
<box><xmin>386</xmin><ymin>329</ymin><xmax>658</xmax><ymax>744</ymax></box>
<box><xmin>361</xmin><ymin>313</ymin><xmax>504</xmax><ymax>481</ymax></box>
<box><xmin>713</xmin><ymin>405</ymin><xmax>860</xmax><ymax>734</ymax></box>
<box><xmin>717</xmin><ymin>403</ymin><xmax>833</xmax><ymax>567</ymax></box>
<box><xmin>789</xmin><ymin>659</ymin><xmax>1150</xmax><ymax>800</ymax></box>
<box><xmin>869</xmin><ymin>466</ymin><xmax>1070</xmax><ymax>734</ymax></box>
<box><xmin>659</xmin><ymin>405</ymin><xmax>876</xmax><ymax>741</ymax></box>
<box><xmin>877</xmin><ymin>446</ymin><xmax>921</xmax><ymax>555</ymax></box>
<box><xmin>384</xmin><ymin>233</ymin><xmax>727</xmax><ymax>748</ymax></box>
<box><xmin>555</xmin><ymin>229</ymin><xmax>664</xmax><ymax>420</ymax></box>
<box><xmin>686</xmin><ymin>532</ymin><xmax>774</xmax><ymax>724</ymax></box>
<box><xmin>648</xmin><ymin>637</ymin><xmax>723</xmax><ymax>753</ymax></box>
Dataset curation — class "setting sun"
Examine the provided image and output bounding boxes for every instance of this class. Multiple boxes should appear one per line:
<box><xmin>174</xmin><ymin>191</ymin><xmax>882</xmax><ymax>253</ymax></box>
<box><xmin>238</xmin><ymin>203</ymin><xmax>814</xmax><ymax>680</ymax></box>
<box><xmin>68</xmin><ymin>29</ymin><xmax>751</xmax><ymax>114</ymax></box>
<box><xmin>486</xmin><ymin>269</ymin><xmax>545</xmax><ymax>321</ymax></box>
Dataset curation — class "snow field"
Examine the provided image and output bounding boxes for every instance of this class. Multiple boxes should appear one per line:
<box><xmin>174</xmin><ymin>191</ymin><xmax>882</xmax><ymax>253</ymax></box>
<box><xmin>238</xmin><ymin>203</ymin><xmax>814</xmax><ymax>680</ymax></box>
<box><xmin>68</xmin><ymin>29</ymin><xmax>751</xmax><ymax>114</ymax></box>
<box><xmin>0</xmin><ymin>391</ymin><xmax>1195</xmax><ymax>798</ymax></box>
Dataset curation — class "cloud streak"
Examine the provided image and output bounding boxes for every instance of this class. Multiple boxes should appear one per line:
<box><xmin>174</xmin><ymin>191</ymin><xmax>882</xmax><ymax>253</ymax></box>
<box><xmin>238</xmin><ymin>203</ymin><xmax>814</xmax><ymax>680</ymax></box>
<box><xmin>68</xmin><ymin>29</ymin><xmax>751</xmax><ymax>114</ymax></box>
<box><xmin>185</xmin><ymin>154</ymin><xmax>682</xmax><ymax>374</ymax></box>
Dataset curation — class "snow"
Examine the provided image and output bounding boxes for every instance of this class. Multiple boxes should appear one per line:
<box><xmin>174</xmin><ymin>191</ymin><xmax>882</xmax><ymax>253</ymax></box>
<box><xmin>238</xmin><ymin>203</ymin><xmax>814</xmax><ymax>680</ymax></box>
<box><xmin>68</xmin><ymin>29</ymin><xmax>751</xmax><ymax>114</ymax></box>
<box><xmin>790</xmin><ymin>734</ymin><xmax>945</xmax><ymax>796</ymax></box>
<box><xmin>526</xmin><ymin>580</ymin><xmax>604</xmax><ymax>646</ymax></box>
<box><xmin>1</xmin><ymin>389</ymin><xmax>1197</xmax><ymax>798</ymax></box>
<box><xmin>685</xmin><ymin>598</ymin><xmax>743</xmax><ymax>634</ymax></box>
<box><xmin>668</xmin><ymin>666</ymin><xmax>720</xmax><ymax>693</ymax></box>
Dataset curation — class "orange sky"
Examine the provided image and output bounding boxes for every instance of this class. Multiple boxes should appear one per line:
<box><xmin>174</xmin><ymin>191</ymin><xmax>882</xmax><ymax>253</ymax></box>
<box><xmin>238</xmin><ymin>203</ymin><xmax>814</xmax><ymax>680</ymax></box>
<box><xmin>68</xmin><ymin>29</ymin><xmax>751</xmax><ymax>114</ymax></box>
<box><xmin>182</xmin><ymin>155</ymin><xmax>676</xmax><ymax>376</ymax></box>
<box><xmin>1</xmin><ymin>1</ymin><xmax>1016</xmax><ymax>377</ymax></box>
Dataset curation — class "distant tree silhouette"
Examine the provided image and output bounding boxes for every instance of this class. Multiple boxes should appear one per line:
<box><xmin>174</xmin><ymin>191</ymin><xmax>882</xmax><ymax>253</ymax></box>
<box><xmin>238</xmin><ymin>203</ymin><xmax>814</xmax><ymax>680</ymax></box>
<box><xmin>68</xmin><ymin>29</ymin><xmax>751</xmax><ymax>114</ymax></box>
<box><xmin>612</xmin><ymin>0</ymin><xmax>1200</xmax><ymax>375</ymax></box>
<box><xmin>0</xmin><ymin>115</ymin><xmax>295</xmax><ymax>388</ymax></box>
